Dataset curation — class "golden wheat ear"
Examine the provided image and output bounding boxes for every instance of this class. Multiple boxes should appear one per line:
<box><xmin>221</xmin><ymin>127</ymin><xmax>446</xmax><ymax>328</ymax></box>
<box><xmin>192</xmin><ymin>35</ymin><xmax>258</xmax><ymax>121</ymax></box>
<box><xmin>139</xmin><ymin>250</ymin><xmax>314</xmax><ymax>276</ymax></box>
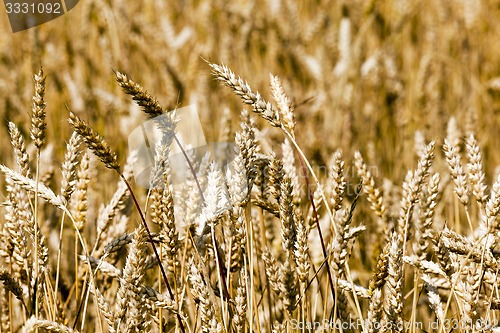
<box><xmin>68</xmin><ymin>111</ymin><xmax>121</xmax><ymax>172</ymax></box>
<box><xmin>114</xmin><ymin>70</ymin><xmax>165</xmax><ymax>118</ymax></box>
<box><xmin>30</xmin><ymin>67</ymin><xmax>47</xmax><ymax>151</ymax></box>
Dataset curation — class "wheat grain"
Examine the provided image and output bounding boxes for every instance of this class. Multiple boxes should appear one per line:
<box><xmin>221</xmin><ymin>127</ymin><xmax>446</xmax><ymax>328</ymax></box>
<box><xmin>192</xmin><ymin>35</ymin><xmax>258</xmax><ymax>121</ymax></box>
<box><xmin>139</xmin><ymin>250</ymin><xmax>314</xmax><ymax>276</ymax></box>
<box><xmin>329</xmin><ymin>149</ymin><xmax>346</xmax><ymax>212</ymax></box>
<box><xmin>210</xmin><ymin>63</ymin><xmax>281</xmax><ymax>127</ymax></box>
<box><xmin>385</xmin><ymin>233</ymin><xmax>404</xmax><ymax>333</ymax></box>
<box><xmin>0</xmin><ymin>269</ymin><xmax>26</xmax><ymax>308</ymax></box>
<box><xmin>443</xmin><ymin>138</ymin><xmax>470</xmax><ymax>206</ymax></box>
<box><xmin>294</xmin><ymin>214</ymin><xmax>310</xmax><ymax>284</ymax></box>
<box><xmin>68</xmin><ymin>111</ymin><xmax>120</xmax><ymax>171</ymax></box>
<box><xmin>225</xmin><ymin>147</ymin><xmax>248</xmax><ymax>207</ymax></box>
<box><xmin>367</xmin><ymin>288</ymin><xmax>383</xmax><ymax>333</ymax></box>
<box><xmin>114</xmin><ymin>70</ymin><xmax>165</xmax><ymax>118</ymax></box>
<box><xmin>227</xmin><ymin>207</ymin><xmax>246</xmax><ymax>272</ymax></box>
<box><xmin>415</xmin><ymin>173</ymin><xmax>441</xmax><ymax>260</ymax></box>
<box><xmin>422</xmin><ymin>274</ymin><xmax>445</xmax><ymax>324</ymax></box>
<box><xmin>188</xmin><ymin>262</ymin><xmax>222</xmax><ymax>333</ymax></box>
<box><xmin>465</xmin><ymin>134</ymin><xmax>488</xmax><ymax>204</ymax></box>
<box><xmin>233</xmin><ymin>270</ymin><xmax>247</xmax><ymax>333</ymax></box>
<box><xmin>30</xmin><ymin>68</ymin><xmax>47</xmax><ymax>151</ymax></box>
<box><xmin>22</xmin><ymin>316</ymin><xmax>76</xmax><ymax>333</ymax></box>
<box><xmin>89</xmin><ymin>281</ymin><xmax>116</xmax><ymax>333</ymax></box>
<box><xmin>0</xmin><ymin>165</ymin><xmax>65</xmax><ymax>209</ymax></box>
<box><xmin>485</xmin><ymin>173</ymin><xmax>500</xmax><ymax>231</ymax></box>
<box><xmin>270</xmin><ymin>74</ymin><xmax>294</xmax><ymax>133</ymax></box>
<box><xmin>114</xmin><ymin>224</ymin><xmax>149</xmax><ymax>329</ymax></box>
<box><xmin>60</xmin><ymin>132</ymin><xmax>82</xmax><ymax>201</ymax></box>
<box><xmin>354</xmin><ymin>151</ymin><xmax>386</xmax><ymax>219</ymax></box>
<box><xmin>71</xmin><ymin>152</ymin><xmax>90</xmax><ymax>232</ymax></box>
<box><xmin>8</xmin><ymin>122</ymin><xmax>30</xmax><ymax>177</ymax></box>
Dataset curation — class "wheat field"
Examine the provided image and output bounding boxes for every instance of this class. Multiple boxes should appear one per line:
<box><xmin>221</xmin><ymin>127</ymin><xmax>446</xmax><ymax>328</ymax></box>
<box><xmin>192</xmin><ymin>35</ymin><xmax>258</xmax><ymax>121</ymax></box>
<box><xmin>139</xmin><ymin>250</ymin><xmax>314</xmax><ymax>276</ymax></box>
<box><xmin>1</xmin><ymin>0</ymin><xmax>500</xmax><ymax>332</ymax></box>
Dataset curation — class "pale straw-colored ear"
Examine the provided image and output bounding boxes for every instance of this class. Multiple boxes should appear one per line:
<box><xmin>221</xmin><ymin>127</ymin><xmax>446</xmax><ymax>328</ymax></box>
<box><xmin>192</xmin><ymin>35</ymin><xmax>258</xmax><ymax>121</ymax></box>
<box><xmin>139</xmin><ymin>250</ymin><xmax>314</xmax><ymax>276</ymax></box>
<box><xmin>443</xmin><ymin>138</ymin><xmax>470</xmax><ymax>206</ymax></box>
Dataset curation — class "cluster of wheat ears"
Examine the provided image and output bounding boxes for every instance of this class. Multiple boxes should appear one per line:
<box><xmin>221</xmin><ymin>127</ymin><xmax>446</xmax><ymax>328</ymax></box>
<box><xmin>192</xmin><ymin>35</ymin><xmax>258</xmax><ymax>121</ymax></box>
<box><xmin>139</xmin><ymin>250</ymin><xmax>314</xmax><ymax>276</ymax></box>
<box><xmin>0</xmin><ymin>61</ymin><xmax>500</xmax><ymax>333</ymax></box>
